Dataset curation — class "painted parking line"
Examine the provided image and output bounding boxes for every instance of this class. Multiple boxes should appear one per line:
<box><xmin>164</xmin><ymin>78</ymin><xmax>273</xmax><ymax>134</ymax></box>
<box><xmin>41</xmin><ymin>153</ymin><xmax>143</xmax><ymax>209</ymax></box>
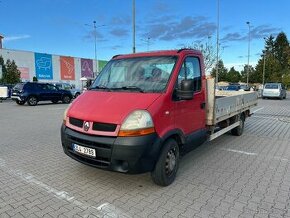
<box><xmin>252</xmin><ymin>107</ymin><xmax>264</xmax><ymax>113</ymax></box>
<box><xmin>0</xmin><ymin>158</ymin><xmax>131</xmax><ymax>218</ymax></box>
<box><xmin>222</xmin><ymin>148</ymin><xmax>257</xmax><ymax>156</ymax></box>
<box><xmin>221</xmin><ymin>149</ymin><xmax>289</xmax><ymax>162</ymax></box>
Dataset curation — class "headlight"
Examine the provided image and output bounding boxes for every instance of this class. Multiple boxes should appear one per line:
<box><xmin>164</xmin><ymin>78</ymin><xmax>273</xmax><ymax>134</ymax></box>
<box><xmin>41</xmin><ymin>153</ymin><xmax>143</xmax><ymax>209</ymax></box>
<box><xmin>63</xmin><ymin>104</ymin><xmax>71</xmax><ymax>125</ymax></box>
<box><xmin>118</xmin><ymin>110</ymin><xmax>155</xmax><ymax>137</ymax></box>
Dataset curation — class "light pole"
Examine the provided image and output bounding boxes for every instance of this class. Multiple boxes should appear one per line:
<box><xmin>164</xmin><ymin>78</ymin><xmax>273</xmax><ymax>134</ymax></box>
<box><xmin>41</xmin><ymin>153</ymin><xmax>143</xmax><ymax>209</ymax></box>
<box><xmin>85</xmin><ymin>21</ymin><xmax>105</xmax><ymax>78</ymax></box>
<box><xmin>93</xmin><ymin>21</ymin><xmax>97</xmax><ymax>78</ymax></box>
<box><xmin>246</xmin><ymin>21</ymin><xmax>251</xmax><ymax>86</ymax></box>
<box><xmin>262</xmin><ymin>50</ymin><xmax>266</xmax><ymax>86</ymax></box>
<box><xmin>216</xmin><ymin>0</ymin><xmax>220</xmax><ymax>85</ymax></box>
<box><xmin>132</xmin><ymin>0</ymin><xmax>136</xmax><ymax>53</ymax></box>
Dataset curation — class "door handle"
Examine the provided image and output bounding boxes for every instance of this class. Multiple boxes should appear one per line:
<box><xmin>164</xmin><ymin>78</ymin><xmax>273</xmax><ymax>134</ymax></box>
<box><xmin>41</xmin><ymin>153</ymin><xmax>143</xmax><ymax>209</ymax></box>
<box><xmin>200</xmin><ymin>102</ymin><xmax>206</xmax><ymax>109</ymax></box>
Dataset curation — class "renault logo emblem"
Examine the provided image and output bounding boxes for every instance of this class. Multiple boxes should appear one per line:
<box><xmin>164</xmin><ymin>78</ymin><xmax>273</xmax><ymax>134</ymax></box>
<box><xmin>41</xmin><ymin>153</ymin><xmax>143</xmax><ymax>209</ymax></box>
<box><xmin>84</xmin><ymin>121</ymin><xmax>90</xmax><ymax>131</ymax></box>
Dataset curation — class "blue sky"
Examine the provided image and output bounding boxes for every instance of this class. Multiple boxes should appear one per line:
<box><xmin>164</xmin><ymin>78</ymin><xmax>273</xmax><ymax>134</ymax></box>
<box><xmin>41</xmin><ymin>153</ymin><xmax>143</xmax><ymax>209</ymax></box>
<box><xmin>1</xmin><ymin>0</ymin><xmax>289</xmax><ymax>71</ymax></box>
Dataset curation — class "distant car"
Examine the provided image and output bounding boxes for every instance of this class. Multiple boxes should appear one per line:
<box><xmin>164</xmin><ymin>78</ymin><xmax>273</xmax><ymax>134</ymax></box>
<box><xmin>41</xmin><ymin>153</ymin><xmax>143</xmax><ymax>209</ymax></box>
<box><xmin>11</xmin><ymin>82</ymin><xmax>73</xmax><ymax>106</ymax></box>
<box><xmin>239</xmin><ymin>84</ymin><xmax>250</xmax><ymax>91</ymax></box>
<box><xmin>225</xmin><ymin>85</ymin><xmax>243</xmax><ymax>91</ymax></box>
<box><xmin>262</xmin><ymin>83</ymin><xmax>287</xmax><ymax>100</ymax></box>
<box><xmin>52</xmin><ymin>82</ymin><xmax>81</xmax><ymax>98</ymax></box>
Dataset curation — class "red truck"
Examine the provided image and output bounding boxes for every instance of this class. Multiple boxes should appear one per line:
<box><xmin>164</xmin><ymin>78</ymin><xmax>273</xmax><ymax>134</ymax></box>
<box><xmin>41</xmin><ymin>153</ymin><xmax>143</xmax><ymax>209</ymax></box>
<box><xmin>61</xmin><ymin>49</ymin><xmax>257</xmax><ymax>186</ymax></box>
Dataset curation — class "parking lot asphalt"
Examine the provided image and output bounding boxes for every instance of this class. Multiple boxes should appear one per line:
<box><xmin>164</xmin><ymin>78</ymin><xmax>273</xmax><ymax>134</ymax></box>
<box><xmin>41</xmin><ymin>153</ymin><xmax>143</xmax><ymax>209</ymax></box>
<box><xmin>0</xmin><ymin>96</ymin><xmax>290</xmax><ymax>218</ymax></box>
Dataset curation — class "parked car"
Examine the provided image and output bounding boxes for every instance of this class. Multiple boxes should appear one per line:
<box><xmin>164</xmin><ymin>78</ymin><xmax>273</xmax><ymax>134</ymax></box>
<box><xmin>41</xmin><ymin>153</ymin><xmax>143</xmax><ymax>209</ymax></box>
<box><xmin>11</xmin><ymin>82</ymin><xmax>73</xmax><ymax>106</ymax></box>
<box><xmin>262</xmin><ymin>83</ymin><xmax>287</xmax><ymax>99</ymax></box>
<box><xmin>52</xmin><ymin>82</ymin><xmax>81</xmax><ymax>98</ymax></box>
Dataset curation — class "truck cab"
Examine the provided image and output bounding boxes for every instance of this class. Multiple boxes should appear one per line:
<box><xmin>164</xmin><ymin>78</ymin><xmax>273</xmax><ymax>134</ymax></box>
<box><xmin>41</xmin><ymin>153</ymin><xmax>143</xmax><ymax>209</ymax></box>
<box><xmin>61</xmin><ymin>49</ymin><xmax>256</xmax><ymax>186</ymax></box>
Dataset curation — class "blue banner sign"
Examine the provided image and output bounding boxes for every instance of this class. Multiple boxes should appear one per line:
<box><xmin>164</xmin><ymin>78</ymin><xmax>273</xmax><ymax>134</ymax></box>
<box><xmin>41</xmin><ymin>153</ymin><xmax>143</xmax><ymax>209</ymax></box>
<box><xmin>34</xmin><ymin>53</ymin><xmax>53</xmax><ymax>79</ymax></box>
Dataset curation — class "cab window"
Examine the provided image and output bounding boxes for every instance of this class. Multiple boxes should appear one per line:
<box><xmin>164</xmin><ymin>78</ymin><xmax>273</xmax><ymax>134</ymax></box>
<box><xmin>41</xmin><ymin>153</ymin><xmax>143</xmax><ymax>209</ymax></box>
<box><xmin>177</xmin><ymin>57</ymin><xmax>201</xmax><ymax>92</ymax></box>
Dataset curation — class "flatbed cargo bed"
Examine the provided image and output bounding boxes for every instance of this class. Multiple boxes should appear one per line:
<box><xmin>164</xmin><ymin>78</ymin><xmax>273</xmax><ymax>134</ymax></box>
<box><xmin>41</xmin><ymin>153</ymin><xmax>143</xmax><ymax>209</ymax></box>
<box><xmin>206</xmin><ymin>78</ymin><xmax>258</xmax><ymax>126</ymax></box>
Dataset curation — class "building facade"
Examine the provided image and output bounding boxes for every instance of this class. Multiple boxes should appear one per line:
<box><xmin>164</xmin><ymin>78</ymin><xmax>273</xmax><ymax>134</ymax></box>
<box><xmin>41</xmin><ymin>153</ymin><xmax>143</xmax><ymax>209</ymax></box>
<box><xmin>0</xmin><ymin>48</ymin><xmax>107</xmax><ymax>88</ymax></box>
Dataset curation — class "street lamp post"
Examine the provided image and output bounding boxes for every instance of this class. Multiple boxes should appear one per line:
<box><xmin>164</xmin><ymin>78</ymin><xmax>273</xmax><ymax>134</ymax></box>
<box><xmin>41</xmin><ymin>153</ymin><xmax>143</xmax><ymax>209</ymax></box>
<box><xmin>246</xmin><ymin>21</ymin><xmax>251</xmax><ymax>86</ymax></box>
<box><xmin>85</xmin><ymin>21</ymin><xmax>105</xmax><ymax>78</ymax></box>
<box><xmin>132</xmin><ymin>0</ymin><xmax>136</xmax><ymax>53</ymax></box>
<box><xmin>93</xmin><ymin>21</ymin><xmax>97</xmax><ymax>78</ymax></box>
<box><xmin>262</xmin><ymin>50</ymin><xmax>266</xmax><ymax>86</ymax></box>
<box><xmin>216</xmin><ymin>0</ymin><xmax>220</xmax><ymax>84</ymax></box>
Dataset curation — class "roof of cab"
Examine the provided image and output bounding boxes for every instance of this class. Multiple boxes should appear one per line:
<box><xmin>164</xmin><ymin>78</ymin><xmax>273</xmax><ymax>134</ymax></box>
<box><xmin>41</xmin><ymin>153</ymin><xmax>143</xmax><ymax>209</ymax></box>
<box><xmin>112</xmin><ymin>49</ymin><xmax>202</xmax><ymax>60</ymax></box>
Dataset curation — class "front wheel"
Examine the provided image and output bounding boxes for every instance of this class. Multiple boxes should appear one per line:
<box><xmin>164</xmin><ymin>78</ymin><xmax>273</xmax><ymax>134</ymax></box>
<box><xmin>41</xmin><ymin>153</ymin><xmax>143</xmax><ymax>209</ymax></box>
<box><xmin>16</xmin><ymin>100</ymin><xmax>25</xmax><ymax>105</ymax></box>
<box><xmin>62</xmin><ymin>95</ymin><xmax>71</xmax><ymax>104</ymax></box>
<box><xmin>151</xmin><ymin>139</ymin><xmax>179</xmax><ymax>186</ymax></box>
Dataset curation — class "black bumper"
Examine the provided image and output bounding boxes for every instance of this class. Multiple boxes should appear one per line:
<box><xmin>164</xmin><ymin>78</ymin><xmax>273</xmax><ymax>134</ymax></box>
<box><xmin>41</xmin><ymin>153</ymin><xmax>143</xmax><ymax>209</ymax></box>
<box><xmin>61</xmin><ymin>124</ymin><xmax>162</xmax><ymax>174</ymax></box>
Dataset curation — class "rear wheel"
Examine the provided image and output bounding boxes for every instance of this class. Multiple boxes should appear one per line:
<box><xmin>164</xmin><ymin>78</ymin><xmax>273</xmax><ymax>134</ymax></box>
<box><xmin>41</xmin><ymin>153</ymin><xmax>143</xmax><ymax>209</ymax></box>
<box><xmin>27</xmin><ymin>96</ymin><xmax>38</xmax><ymax>106</ymax></box>
<box><xmin>151</xmin><ymin>139</ymin><xmax>179</xmax><ymax>186</ymax></box>
<box><xmin>16</xmin><ymin>100</ymin><xmax>25</xmax><ymax>105</ymax></box>
<box><xmin>231</xmin><ymin>113</ymin><xmax>245</xmax><ymax>136</ymax></box>
<box><xmin>62</xmin><ymin>95</ymin><xmax>71</xmax><ymax>104</ymax></box>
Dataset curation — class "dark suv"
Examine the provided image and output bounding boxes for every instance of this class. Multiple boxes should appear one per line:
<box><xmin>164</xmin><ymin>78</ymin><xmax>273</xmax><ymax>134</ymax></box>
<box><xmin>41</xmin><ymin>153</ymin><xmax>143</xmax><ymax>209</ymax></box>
<box><xmin>11</xmin><ymin>82</ymin><xmax>73</xmax><ymax>106</ymax></box>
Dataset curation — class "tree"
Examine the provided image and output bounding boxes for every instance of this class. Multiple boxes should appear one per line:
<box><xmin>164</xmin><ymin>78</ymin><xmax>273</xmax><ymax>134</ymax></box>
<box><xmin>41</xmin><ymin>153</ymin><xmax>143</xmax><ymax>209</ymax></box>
<box><xmin>182</xmin><ymin>37</ymin><xmax>218</xmax><ymax>75</ymax></box>
<box><xmin>0</xmin><ymin>58</ymin><xmax>21</xmax><ymax>84</ymax></box>
<box><xmin>227</xmin><ymin>67</ymin><xmax>241</xmax><ymax>83</ymax></box>
<box><xmin>210</xmin><ymin>60</ymin><xmax>228</xmax><ymax>81</ymax></box>
<box><xmin>254</xmin><ymin>32</ymin><xmax>290</xmax><ymax>85</ymax></box>
<box><xmin>240</xmin><ymin>65</ymin><xmax>255</xmax><ymax>83</ymax></box>
<box><xmin>0</xmin><ymin>56</ymin><xmax>7</xmax><ymax>82</ymax></box>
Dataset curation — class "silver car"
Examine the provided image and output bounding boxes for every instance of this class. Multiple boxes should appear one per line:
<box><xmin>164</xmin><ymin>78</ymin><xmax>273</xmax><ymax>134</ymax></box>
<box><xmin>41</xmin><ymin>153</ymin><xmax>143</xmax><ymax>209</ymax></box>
<box><xmin>262</xmin><ymin>83</ymin><xmax>287</xmax><ymax>99</ymax></box>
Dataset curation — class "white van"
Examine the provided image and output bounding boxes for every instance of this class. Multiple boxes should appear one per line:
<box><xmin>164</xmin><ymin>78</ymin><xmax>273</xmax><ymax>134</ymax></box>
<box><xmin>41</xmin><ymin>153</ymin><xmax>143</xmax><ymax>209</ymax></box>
<box><xmin>262</xmin><ymin>83</ymin><xmax>287</xmax><ymax>99</ymax></box>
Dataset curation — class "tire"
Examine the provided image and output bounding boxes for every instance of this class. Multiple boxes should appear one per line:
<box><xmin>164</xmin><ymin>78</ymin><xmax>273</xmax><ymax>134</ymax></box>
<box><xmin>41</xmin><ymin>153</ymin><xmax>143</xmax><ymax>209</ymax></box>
<box><xmin>62</xmin><ymin>95</ymin><xmax>71</xmax><ymax>104</ymax></box>
<box><xmin>151</xmin><ymin>139</ymin><xmax>179</xmax><ymax>186</ymax></box>
<box><xmin>231</xmin><ymin>113</ymin><xmax>245</xmax><ymax>136</ymax></box>
<box><xmin>16</xmin><ymin>100</ymin><xmax>25</xmax><ymax>105</ymax></box>
<box><xmin>27</xmin><ymin>96</ymin><xmax>38</xmax><ymax>106</ymax></box>
<box><xmin>52</xmin><ymin>100</ymin><xmax>58</xmax><ymax>104</ymax></box>
<box><xmin>74</xmin><ymin>92</ymin><xmax>80</xmax><ymax>98</ymax></box>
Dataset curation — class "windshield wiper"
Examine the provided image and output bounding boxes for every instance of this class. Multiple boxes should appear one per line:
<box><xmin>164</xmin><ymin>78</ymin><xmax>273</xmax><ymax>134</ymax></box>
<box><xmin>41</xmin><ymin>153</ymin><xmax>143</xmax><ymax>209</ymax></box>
<box><xmin>112</xmin><ymin>86</ymin><xmax>144</xmax><ymax>93</ymax></box>
<box><xmin>89</xmin><ymin>85</ymin><xmax>111</xmax><ymax>91</ymax></box>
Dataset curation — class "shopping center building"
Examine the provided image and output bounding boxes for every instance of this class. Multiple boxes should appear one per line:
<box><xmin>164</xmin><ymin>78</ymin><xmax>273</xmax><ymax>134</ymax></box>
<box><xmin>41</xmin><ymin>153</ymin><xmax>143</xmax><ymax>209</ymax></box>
<box><xmin>0</xmin><ymin>36</ymin><xmax>107</xmax><ymax>88</ymax></box>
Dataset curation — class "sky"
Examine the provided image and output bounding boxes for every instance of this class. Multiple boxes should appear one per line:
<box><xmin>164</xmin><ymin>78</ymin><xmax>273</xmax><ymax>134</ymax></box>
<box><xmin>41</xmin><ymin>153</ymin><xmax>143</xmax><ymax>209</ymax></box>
<box><xmin>1</xmin><ymin>0</ymin><xmax>289</xmax><ymax>72</ymax></box>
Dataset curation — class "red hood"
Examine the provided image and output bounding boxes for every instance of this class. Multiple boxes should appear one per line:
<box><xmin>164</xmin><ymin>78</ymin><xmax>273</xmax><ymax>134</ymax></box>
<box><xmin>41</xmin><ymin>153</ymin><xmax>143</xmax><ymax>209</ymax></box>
<box><xmin>68</xmin><ymin>91</ymin><xmax>161</xmax><ymax>124</ymax></box>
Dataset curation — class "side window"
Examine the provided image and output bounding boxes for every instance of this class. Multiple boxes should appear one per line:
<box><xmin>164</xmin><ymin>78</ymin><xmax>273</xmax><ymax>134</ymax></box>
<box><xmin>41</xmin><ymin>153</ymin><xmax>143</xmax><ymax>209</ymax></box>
<box><xmin>47</xmin><ymin>84</ymin><xmax>57</xmax><ymax>90</ymax></box>
<box><xmin>177</xmin><ymin>57</ymin><xmax>201</xmax><ymax>92</ymax></box>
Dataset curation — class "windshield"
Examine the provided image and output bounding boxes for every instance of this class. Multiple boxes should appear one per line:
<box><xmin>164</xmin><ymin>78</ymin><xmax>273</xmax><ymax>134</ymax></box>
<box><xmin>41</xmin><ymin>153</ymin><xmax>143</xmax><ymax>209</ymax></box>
<box><xmin>91</xmin><ymin>56</ymin><xmax>177</xmax><ymax>93</ymax></box>
<box><xmin>13</xmin><ymin>83</ymin><xmax>24</xmax><ymax>90</ymax></box>
<box><xmin>265</xmin><ymin>84</ymin><xmax>279</xmax><ymax>89</ymax></box>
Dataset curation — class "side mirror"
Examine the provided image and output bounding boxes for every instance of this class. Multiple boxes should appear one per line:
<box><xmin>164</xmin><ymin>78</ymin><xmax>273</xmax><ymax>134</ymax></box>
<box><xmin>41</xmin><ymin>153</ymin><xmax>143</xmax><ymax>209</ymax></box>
<box><xmin>176</xmin><ymin>79</ymin><xmax>194</xmax><ymax>100</ymax></box>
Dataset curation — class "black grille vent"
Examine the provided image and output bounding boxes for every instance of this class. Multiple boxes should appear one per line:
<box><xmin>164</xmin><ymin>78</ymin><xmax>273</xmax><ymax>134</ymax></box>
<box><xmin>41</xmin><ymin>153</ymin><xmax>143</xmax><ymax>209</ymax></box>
<box><xmin>69</xmin><ymin>117</ymin><xmax>83</xmax><ymax>128</ymax></box>
<box><xmin>92</xmin><ymin>122</ymin><xmax>117</xmax><ymax>132</ymax></box>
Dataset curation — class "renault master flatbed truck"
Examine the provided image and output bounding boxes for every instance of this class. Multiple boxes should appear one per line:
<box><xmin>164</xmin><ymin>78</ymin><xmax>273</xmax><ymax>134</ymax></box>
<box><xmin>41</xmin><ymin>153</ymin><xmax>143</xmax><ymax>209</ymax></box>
<box><xmin>61</xmin><ymin>49</ymin><xmax>258</xmax><ymax>186</ymax></box>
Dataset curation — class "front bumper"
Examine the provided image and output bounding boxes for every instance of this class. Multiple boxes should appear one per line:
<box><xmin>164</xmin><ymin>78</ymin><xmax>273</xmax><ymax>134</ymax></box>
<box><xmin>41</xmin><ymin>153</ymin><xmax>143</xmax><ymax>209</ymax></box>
<box><xmin>61</xmin><ymin>124</ymin><xmax>162</xmax><ymax>174</ymax></box>
<box><xmin>11</xmin><ymin>95</ymin><xmax>26</xmax><ymax>101</ymax></box>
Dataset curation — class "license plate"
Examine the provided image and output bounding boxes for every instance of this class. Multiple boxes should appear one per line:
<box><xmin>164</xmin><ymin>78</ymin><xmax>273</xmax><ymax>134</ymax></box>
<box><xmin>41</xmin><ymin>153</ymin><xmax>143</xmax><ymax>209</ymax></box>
<box><xmin>73</xmin><ymin>144</ymin><xmax>96</xmax><ymax>157</ymax></box>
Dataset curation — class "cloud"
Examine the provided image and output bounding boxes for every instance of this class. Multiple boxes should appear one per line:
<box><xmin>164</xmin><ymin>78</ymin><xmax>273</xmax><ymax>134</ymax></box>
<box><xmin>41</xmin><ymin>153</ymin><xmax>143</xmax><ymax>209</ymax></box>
<box><xmin>110</xmin><ymin>16</ymin><xmax>131</xmax><ymax>26</ymax></box>
<box><xmin>83</xmin><ymin>30</ymin><xmax>105</xmax><ymax>42</ymax></box>
<box><xmin>221</xmin><ymin>25</ymin><xmax>280</xmax><ymax>43</ymax></box>
<box><xmin>4</xmin><ymin>34</ymin><xmax>31</xmax><ymax>41</ymax></box>
<box><xmin>250</xmin><ymin>25</ymin><xmax>280</xmax><ymax>39</ymax></box>
<box><xmin>110</xmin><ymin>28</ymin><xmax>129</xmax><ymax>37</ymax></box>
<box><xmin>221</xmin><ymin>33</ymin><xmax>245</xmax><ymax>42</ymax></box>
<box><xmin>143</xmin><ymin>16</ymin><xmax>216</xmax><ymax>41</ymax></box>
<box><xmin>152</xmin><ymin>2</ymin><xmax>171</xmax><ymax>13</ymax></box>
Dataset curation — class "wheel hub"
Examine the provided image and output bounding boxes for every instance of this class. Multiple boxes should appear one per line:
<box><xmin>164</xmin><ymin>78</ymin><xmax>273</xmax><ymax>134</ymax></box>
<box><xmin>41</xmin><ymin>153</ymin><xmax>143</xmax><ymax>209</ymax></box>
<box><xmin>166</xmin><ymin>149</ymin><xmax>176</xmax><ymax>174</ymax></box>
